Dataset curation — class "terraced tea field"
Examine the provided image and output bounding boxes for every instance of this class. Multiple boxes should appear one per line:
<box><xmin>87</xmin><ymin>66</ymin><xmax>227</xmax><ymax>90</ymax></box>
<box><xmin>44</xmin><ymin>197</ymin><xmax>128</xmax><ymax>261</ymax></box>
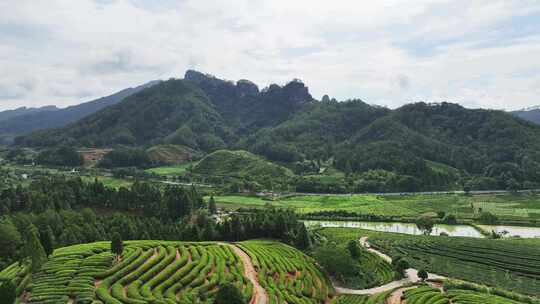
<box><xmin>0</xmin><ymin>240</ymin><xmax>335</xmax><ymax>304</ymax></box>
<box><xmin>402</xmin><ymin>285</ymin><xmax>539</xmax><ymax>304</ymax></box>
<box><xmin>318</xmin><ymin>227</ymin><xmax>540</xmax><ymax>296</ymax></box>
<box><xmin>239</xmin><ymin>240</ymin><xmax>335</xmax><ymax>303</ymax></box>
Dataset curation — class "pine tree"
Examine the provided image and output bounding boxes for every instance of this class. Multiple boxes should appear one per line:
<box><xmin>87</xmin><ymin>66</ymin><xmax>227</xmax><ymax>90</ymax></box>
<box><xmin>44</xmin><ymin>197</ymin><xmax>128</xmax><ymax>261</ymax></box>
<box><xmin>0</xmin><ymin>279</ymin><xmax>16</xmax><ymax>304</ymax></box>
<box><xmin>295</xmin><ymin>223</ymin><xmax>311</xmax><ymax>250</ymax></box>
<box><xmin>347</xmin><ymin>240</ymin><xmax>360</xmax><ymax>259</ymax></box>
<box><xmin>23</xmin><ymin>224</ymin><xmax>47</xmax><ymax>273</ymax></box>
<box><xmin>111</xmin><ymin>233</ymin><xmax>123</xmax><ymax>257</ymax></box>
<box><xmin>208</xmin><ymin>196</ymin><xmax>217</xmax><ymax>214</ymax></box>
<box><xmin>39</xmin><ymin>227</ymin><xmax>54</xmax><ymax>257</ymax></box>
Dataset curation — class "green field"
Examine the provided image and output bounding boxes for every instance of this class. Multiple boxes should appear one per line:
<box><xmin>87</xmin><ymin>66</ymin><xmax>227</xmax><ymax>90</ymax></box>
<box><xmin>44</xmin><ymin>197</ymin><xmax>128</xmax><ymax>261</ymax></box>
<box><xmin>81</xmin><ymin>175</ymin><xmax>133</xmax><ymax>188</ymax></box>
<box><xmin>145</xmin><ymin>162</ymin><xmax>193</xmax><ymax>176</ymax></box>
<box><xmin>1</xmin><ymin>240</ymin><xmax>335</xmax><ymax>304</ymax></box>
<box><xmin>211</xmin><ymin>193</ymin><xmax>540</xmax><ymax>223</ymax></box>
<box><xmin>318</xmin><ymin>227</ymin><xmax>540</xmax><ymax>296</ymax></box>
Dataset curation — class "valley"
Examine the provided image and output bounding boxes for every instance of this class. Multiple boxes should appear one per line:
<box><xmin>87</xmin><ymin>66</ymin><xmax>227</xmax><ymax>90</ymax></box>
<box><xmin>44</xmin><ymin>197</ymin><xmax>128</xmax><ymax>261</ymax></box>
<box><xmin>2</xmin><ymin>71</ymin><xmax>540</xmax><ymax>303</ymax></box>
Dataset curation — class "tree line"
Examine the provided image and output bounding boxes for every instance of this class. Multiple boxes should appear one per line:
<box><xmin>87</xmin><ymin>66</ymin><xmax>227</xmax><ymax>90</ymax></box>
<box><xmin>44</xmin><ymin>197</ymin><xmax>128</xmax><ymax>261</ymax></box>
<box><xmin>0</xmin><ymin>176</ymin><xmax>310</xmax><ymax>271</ymax></box>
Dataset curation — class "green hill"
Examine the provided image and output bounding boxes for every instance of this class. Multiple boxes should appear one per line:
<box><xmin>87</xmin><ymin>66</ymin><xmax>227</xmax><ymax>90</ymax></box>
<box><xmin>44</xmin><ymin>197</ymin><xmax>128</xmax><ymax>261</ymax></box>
<box><xmin>0</xmin><ymin>240</ymin><xmax>335</xmax><ymax>304</ymax></box>
<box><xmin>192</xmin><ymin>149</ymin><xmax>294</xmax><ymax>181</ymax></box>
<box><xmin>146</xmin><ymin>144</ymin><xmax>200</xmax><ymax>165</ymax></box>
<box><xmin>16</xmin><ymin>79</ymin><xmax>236</xmax><ymax>150</ymax></box>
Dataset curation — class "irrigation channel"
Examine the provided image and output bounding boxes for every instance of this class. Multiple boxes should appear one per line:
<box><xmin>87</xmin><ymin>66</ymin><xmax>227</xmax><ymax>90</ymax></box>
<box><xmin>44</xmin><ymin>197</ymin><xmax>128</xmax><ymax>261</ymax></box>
<box><xmin>303</xmin><ymin>220</ymin><xmax>540</xmax><ymax>238</ymax></box>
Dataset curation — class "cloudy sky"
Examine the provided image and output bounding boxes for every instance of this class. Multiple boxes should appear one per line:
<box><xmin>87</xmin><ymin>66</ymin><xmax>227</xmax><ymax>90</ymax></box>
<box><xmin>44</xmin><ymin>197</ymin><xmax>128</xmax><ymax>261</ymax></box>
<box><xmin>1</xmin><ymin>0</ymin><xmax>540</xmax><ymax>111</ymax></box>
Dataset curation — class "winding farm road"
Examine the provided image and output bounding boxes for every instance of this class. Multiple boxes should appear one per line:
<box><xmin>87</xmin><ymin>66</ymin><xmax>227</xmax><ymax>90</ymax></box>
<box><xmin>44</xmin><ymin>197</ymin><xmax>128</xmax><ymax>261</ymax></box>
<box><xmin>227</xmin><ymin>244</ymin><xmax>269</xmax><ymax>304</ymax></box>
<box><xmin>335</xmin><ymin>237</ymin><xmax>446</xmax><ymax>295</ymax></box>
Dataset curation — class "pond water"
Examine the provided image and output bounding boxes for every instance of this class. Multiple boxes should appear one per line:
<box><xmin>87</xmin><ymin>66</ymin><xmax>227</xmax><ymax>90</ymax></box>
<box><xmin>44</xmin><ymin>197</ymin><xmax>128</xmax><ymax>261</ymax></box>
<box><xmin>304</xmin><ymin>220</ymin><xmax>485</xmax><ymax>238</ymax></box>
<box><xmin>478</xmin><ymin>225</ymin><xmax>540</xmax><ymax>238</ymax></box>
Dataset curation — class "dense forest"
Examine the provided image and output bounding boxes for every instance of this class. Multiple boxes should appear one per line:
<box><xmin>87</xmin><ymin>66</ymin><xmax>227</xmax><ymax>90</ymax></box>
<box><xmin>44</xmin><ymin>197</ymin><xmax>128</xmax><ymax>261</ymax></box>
<box><xmin>14</xmin><ymin>70</ymin><xmax>540</xmax><ymax>191</ymax></box>
<box><xmin>0</xmin><ymin>176</ymin><xmax>309</xmax><ymax>269</ymax></box>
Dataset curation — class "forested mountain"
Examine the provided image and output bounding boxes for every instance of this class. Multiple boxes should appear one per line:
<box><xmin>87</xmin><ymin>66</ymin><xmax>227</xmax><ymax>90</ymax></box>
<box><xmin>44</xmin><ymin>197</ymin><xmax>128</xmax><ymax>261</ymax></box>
<box><xmin>15</xmin><ymin>71</ymin><xmax>540</xmax><ymax>190</ymax></box>
<box><xmin>184</xmin><ymin>70</ymin><xmax>313</xmax><ymax>134</ymax></box>
<box><xmin>0</xmin><ymin>105</ymin><xmax>58</xmax><ymax>122</ymax></box>
<box><xmin>0</xmin><ymin>80</ymin><xmax>159</xmax><ymax>143</ymax></box>
<box><xmin>512</xmin><ymin>106</ymin><xmax>540</xmax><ymax>125</ymax></box>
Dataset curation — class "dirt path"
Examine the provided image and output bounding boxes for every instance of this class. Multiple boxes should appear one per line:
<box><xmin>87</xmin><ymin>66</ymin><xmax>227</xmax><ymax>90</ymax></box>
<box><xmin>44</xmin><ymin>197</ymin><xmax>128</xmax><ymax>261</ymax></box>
<box><xmin>359</xmin><ymin>237</ymin><xmax>392</xmax><ymax>263</ymax></box>
<box><xmin>336</xmin><ymin>237</ymin><xmax>446</xmax><ymax>295</ymax></box>
<box><xmin>385</xmin><ymin>286</ymin><xmax>417</xmax><ymax>304</ymax></box>
<box><xmin>226</xmin><ymin>244</ymin><xmax>268</xmax><ymax>304</ymax></box>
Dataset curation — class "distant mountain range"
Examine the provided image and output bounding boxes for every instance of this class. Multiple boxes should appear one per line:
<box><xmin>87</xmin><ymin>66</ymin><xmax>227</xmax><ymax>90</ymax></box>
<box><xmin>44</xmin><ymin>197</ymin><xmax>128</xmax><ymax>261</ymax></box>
<box><xmin>0</xmin><ymin>80</ymin><xmax>160</xmax><ymax>144</ymax></box>
<box><xmin>15</xmin><ymin>70</ymin><xmax>540</xmax><ymax>190</ymax></box>
<box><xmin>512</xmin><ymin>106</ymin><xmax>540</xmax><ymax>125</ymax></box>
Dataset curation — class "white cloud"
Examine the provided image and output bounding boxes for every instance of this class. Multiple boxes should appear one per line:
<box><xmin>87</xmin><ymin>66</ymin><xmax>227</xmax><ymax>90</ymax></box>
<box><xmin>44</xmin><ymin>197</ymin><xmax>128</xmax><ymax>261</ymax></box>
<box><xmin>0</xmin><ymin>0</ymin><xmax>539</xmax><ymax>110</ymax></box>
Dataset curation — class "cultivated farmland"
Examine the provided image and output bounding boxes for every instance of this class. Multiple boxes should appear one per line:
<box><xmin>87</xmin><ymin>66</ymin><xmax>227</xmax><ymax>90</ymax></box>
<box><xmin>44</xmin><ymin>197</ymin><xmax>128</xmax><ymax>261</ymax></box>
<box><xmin>211</xmin><ymin>193</ymin><xmax>540</xmax><ymax>224</ymax></box>
<box><xmin>239</xmin><ymin>240</ymin><xmax>335</xmax><ymax>303</ymax></box>
<box><xmin>318</xmin><ymin>227</ymin><xmax>540</xmax><ymax>296</ymax></box>
<box><xmin>0</xmin><ymin>240</ymin><xmax>335</xmax><ymax>304</ymax></box>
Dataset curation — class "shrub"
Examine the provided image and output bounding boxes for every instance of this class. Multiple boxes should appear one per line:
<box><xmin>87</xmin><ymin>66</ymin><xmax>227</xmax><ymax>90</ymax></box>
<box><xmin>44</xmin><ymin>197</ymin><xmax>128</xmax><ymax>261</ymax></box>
<box><xmin>0</xmin><ymin>279</ymin><xmax>16</xmax><ymax>304</ymax></box>
<box><xmin>214</xmin><ymin>283</ymin><xmax>246</xmax><ymax>304</ymax></box>
<box><xmin>418</xmin><ymin>269</ymin><xmax>428</xmax><ymax>281</ymax></box>
<box><xmin>478</xmin><ymin>212</ymin><xmax>498</xmax><ymax>224</ymax></box>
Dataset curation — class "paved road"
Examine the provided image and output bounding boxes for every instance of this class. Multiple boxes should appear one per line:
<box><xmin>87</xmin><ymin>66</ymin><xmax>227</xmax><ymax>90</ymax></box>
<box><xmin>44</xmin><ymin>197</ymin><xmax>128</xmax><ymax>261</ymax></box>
<box><xmin>335</xmin><ymin>237</ymin><xmax>446</xmax><ymax>295</ymax></box>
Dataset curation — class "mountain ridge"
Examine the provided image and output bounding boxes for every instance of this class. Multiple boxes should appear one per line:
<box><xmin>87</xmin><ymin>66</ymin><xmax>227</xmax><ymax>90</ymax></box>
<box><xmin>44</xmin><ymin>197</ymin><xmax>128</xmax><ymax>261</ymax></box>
<box><xmin>15</xmin><ymin>70</ymin><xmax>540</xmax><ymax>190</ymax></box>
<box><xmin>0</xmin><ymin>80</ymin><xmax>160</xmax><ymax>144</ymax></box>
<box><xmin>512</xmin><ymin>106</ymin><xmax>540</xmax><ymax>125</ymax></box>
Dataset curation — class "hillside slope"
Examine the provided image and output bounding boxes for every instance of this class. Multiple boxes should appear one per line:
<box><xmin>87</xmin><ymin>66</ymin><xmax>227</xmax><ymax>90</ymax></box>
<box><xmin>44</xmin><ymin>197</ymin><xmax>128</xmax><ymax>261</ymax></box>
<box><xmin>16</xmin><ymin>79</ymin><xmax>235</xmax><ymax>149</ymax></box>
<box><xmin>0</xmin><ymin>105</ymin><xmax>58</xmax><ymax>122</ymax></box>
<box><xmin>1</xmin><ymin>240</ymin><xmax>335</xmax><ymax>304</ymax></box>
<box><xmin>0</xmin><ymin>80</ymin><xmax>159</xmax><ymax>142</ymax></box>
<box><xmin>192</xmin><ymin>150</ymin><xmax>294</xmax><ymax>188</ymax></box>
<box><xmin>513</xmin><ymin>107</ymin><xmax>540</xmax><ymax>125</ymax></box>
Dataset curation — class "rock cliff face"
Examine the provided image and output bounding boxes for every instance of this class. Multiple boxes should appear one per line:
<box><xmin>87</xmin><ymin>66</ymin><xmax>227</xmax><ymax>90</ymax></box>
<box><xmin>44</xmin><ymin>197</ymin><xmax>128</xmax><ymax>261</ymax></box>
<box><xmin>236</xmin><ymin>79</ymin><xmax>259</xmax><ymax>97</ymax></box>
<box><xmin>261</xmin><ymin>79</ymin><xmax>313</xmax><ymax>107</ymax></box>
<box><xmin>184</xmin><ymin>70</ymin><xmax>313</xmax><ymax>132</ymax></box>
<box><xmin>184</xmin><ymin>70</ymin><xmax>311</xmax><ymax>105</ymax></box>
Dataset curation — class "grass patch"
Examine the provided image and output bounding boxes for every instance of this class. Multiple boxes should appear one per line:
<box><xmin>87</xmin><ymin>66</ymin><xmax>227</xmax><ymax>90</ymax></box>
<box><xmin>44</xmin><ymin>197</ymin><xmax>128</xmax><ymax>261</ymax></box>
<box><xmin>145</xmin><ymin>162</ymin><xmax>193</xmax><ymax>176</ymax></box>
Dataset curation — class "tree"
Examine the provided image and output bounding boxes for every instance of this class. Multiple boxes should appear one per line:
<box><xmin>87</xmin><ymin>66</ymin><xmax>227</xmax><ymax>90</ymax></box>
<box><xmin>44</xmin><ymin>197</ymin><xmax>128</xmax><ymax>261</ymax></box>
<box><xmin>39</xmin><ymin>227</ymin><xmax>54</xmax><ymax>257</ymax></box>
<box><xmin>347</xmin><ymin>240</ymin><xmax>361</xmax><ymax>259</ymax></box>
<box><xmin>313</xmin><ymin>246</ymin><xmax>358</xmax><ymax>283</ymax></box>
<box><xmin>295</xmin><ymin>223</ymin><xmax>311</xmax><ymax>250</ymax></box>
<box><xmin>442</xmin><ymin>214</ymin><xmax>457</xmax><ymax>225</ymax></box>
<box><xmin>23</xmin><ymin>224</ymin><xmax>47</xmax><ymax>273</ymax></box>
<box><xmin>111</xmin><ymin>233</ymin><xmax>123</xmax><ymax>257</ymax></box>
<box><xmin>0</xmin><ymin>220</ymin><xmax>22</xmax><ymax>264</ymax></box>
<box><xmin>463</xmin><ymin>184</ymin><xmax>472</xmax><ymax>195</ymax></box>
<box><xmin>418</xmin><ymin>269</ymin><xmax>428</xmax><ymax>281</ymax></box>
<box><xmin>344</xmin><ymin>160</ymin><xmax>353</xmax><ymax>176</ymax></box>
<box><xmin>208</xmin><ymin>196</ymin><xmax>217</xmax><ymax>214</ymax></box>
<box><xmin>214</xmin><ymin>283</ymin><xmax>245</xmax><ymax>304</ymax></box>
<box><xmin>393</xmin><ymin>258</ymin><xmax>409</xmax><ymax>278</ymax></box>
<box><xmin>0</xmin><ymin>279</ymin><xmax>16</xmax><ymax>304</ymax></box>
<box><xmin>415</xmin><ymin>216</ymin><xmax>435</xmax><ymax>235</ymax></box>
<box><xmin>478</xmin><ymin>212</ymin><xmax>498</xmax><ymax>225</ymax></box>
<box><xmin>506</xmin><ymin>178</ymin><xmax>520</xmax><ymax>193</ymax></box>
